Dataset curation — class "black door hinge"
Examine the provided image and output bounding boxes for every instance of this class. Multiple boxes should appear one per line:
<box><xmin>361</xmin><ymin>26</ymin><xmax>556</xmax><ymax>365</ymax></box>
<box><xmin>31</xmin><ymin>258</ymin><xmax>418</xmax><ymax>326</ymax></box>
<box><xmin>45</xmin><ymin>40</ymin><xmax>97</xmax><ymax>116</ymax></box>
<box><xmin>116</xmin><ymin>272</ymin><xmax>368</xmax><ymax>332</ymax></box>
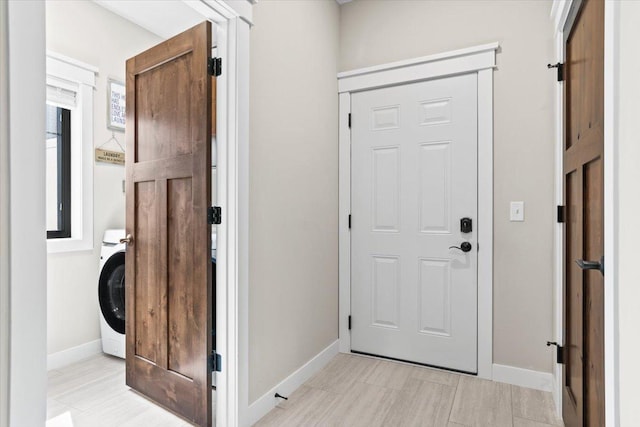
<box><xmin>208</xmin><ymin>57</ymin><xmax>222</xmax><ymax>77</ymax></box>
<box><xmin>546</xmin><ymin>341</ymin><xmax>565</xmax><ymax>364</ymax></box>
<box><xmin>348</xmin><ymin>214</ymin><xmax>351</xmax><ymax>229</ymax></box>
<box><xmin>209</xmin><ymin>351</ymin><xmax>222</xmax><ymax>372</ymax></box>
<box><xmin>208</xmin><ymin>206</ymin><xmax>222</xmax><ymax>225</ymax></box>
<box><xmin>547</xmin><ymin>62</ymin><xmax>564</xmax><ymax>82</ymax></box>
<box><xmin>557</xmin><ymin>205</ymin><xmax>566</xmax><ymax>223</ymax></box>
<box><xmin>348</xmin><ymin>315</ymin><xmax>352</xmax><ymax>330</ymax></box>
<box><xmin>348</xmin><ymin>113</ymin><xmax>351</xmax><ymax>129</ymax></box>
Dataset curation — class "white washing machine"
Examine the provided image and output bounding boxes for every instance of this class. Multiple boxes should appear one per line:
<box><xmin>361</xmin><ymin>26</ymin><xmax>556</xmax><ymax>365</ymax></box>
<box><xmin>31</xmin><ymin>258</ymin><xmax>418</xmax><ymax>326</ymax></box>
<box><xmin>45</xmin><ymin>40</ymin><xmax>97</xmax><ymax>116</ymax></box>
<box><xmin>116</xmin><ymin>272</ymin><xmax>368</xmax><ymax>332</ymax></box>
<box><xmin>98</xmin><ymin>229</ymin><xmax>218</xmax><ymax>359</ymax></box>
<box><xmin>98</xmin><ymin>229</ymin><xmax>127</xmax><ymax>358</ymax></box>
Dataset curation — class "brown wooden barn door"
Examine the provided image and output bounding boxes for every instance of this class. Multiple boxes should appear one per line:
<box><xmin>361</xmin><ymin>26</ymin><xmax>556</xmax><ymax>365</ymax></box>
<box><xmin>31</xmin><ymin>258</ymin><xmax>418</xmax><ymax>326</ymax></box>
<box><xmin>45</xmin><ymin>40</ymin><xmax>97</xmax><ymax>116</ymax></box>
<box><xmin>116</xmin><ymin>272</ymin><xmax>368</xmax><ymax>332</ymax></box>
<box><xmin>562</xmin><ymin>0</ymin><xmax>605</xmax><ymax>426</ymax></box>
<box><xmin>124</xmin><ymin>21</ymin><xmax>213</xmax><ymax>427</ymax></box>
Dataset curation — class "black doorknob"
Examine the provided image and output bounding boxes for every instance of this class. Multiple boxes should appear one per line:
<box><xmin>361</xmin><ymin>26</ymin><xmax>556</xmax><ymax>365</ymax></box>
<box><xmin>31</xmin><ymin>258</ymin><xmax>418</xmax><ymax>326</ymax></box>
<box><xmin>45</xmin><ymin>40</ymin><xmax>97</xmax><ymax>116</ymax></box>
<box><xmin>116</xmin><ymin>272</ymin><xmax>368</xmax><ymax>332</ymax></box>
<box><xmin>449</xmin><ymin>242</ymin><xmax>472</xmax><ymax>253</ymax></box>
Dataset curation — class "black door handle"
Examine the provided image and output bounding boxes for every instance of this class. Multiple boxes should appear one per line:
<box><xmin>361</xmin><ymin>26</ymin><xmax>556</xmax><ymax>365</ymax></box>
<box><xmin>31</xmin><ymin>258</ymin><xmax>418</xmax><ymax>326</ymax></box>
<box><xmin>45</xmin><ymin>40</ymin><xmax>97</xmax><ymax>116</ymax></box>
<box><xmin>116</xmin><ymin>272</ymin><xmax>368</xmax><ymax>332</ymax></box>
<box><xmin>575</xmin><ymin>256</ymin><xmax>604</xmax><ymax>275</ymax></box>
<box><xmin>449</xmin><ymin>242</ymin><xmax>472</xmax><ymax>253</ymax></box>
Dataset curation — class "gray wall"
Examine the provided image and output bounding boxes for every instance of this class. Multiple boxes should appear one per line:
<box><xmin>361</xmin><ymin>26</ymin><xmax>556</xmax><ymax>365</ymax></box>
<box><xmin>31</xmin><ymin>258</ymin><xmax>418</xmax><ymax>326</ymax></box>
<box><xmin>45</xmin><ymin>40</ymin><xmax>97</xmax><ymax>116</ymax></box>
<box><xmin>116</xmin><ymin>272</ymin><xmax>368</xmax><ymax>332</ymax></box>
<box><xmin>45</xmin><ymin>1</ymin><xmax>161</xmax><ymax>356</ymax></box>
<box><xmin>616</xmin><ymin>1</ymin><xmax>640</xmax><ymax>423</ymax></box>
<box><xmin>339</xmin><ymin>0</ymin><xmax>556</xmax><ymax>373</ymax></box>
<box><xmin>249</xmin><ymin>0</ymin><xmax>340</xmax><ymax>403</ymax></box>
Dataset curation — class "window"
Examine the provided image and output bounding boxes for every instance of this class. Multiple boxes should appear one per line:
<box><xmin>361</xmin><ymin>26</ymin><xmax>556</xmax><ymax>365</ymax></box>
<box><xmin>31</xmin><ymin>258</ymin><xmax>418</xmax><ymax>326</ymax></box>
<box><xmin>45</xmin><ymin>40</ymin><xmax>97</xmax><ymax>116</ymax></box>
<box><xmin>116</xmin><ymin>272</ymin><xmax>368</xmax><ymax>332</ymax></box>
<box><xmin>45</xmin><ymin>105</ymin><xmax>71</xmax><ymax>238</ymax></box>
<box><xmin>46</xmin><ymin>52</ymin><xmax>97</xmax><ymax>253</ymax></box>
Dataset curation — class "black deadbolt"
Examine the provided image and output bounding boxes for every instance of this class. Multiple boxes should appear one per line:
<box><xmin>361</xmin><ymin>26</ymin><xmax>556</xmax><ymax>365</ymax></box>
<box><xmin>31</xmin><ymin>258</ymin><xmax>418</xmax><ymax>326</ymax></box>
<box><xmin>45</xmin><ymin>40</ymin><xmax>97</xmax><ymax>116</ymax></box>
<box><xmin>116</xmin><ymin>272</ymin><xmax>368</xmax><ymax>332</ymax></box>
<box><xmin>460</xmin><ymin>217</ymin><xmax>472</xmax><ymax>233</ymax></box>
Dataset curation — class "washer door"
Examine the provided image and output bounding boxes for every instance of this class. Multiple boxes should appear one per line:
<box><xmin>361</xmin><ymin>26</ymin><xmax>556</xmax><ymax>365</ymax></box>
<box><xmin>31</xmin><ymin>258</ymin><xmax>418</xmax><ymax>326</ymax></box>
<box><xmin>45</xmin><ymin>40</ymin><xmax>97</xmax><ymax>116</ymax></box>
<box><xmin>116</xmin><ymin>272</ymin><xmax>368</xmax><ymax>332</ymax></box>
<box><xmin>98</xmin><ymin>251</ymin><xmax>125</xmax><ymax>334</ymax></box>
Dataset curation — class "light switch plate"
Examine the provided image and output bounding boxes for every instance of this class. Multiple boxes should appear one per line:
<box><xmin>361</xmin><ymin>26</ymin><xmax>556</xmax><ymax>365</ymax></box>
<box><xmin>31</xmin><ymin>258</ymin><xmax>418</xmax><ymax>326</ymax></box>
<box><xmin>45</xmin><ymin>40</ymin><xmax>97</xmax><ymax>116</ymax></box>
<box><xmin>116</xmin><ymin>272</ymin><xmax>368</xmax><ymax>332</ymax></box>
<box><xmin>510</xmin><ymin>201</ymin><xmax>524</xmax><ymax>221</ymax></box>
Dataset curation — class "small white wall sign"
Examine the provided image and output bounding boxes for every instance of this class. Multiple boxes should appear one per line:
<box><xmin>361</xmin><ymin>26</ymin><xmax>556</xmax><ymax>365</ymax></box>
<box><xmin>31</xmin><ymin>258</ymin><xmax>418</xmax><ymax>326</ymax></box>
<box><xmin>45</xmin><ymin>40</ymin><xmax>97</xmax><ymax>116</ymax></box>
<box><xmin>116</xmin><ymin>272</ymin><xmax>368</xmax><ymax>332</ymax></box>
<box><xmin>108</xmin><ymin>79</ymin><xmax>125</xmax><ymax>131</ymax></box>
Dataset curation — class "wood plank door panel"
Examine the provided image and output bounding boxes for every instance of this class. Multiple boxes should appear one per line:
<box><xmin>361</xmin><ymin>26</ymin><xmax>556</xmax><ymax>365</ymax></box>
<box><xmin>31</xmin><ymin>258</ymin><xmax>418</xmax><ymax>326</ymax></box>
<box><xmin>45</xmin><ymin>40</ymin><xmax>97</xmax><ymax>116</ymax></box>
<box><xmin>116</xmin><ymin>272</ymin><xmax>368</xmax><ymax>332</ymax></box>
<box><xmin>562</xmin><ymin>0</ymin><xmax>605</xmax><ymax>425</ymax></box>
<box><xmin>125</xmin><ymin>21</ymin><xmax>212</xmax><ymax>427</ymax></box>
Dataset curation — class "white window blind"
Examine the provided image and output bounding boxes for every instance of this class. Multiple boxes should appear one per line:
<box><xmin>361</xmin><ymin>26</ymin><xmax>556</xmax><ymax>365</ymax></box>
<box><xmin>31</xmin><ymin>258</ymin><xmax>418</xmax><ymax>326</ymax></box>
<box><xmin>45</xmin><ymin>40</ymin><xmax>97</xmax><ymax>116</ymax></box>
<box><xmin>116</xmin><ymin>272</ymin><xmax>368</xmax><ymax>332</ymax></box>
<box><xmin>46</xmin><ymin>84</ymin><xmax>76</xmax><ymax>108</ymax></box>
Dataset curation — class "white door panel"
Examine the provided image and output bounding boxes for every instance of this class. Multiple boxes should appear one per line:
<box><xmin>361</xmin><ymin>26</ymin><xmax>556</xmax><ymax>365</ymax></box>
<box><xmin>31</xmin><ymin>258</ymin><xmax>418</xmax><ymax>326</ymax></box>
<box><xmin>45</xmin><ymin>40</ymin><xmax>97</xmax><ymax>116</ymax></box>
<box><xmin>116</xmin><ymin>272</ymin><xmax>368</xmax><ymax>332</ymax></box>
<box><xmin>351</xmin><ymin>73</ymin><xmax>478</xmax><ymax>373</ymax></box>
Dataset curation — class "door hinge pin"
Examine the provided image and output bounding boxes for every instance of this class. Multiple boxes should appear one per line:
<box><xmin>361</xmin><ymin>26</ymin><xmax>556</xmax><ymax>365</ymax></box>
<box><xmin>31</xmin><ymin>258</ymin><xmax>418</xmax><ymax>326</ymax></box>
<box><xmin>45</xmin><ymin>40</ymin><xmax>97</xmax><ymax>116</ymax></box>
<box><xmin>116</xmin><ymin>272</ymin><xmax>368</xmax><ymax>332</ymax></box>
<box><xmin>547</xmin><ymin>62</ymin><xmax>564</xmax><ymax>82</ymax></box>
<box><xmin>348</xmin><ymin>214</ymin><xmax>351</xmax><ymax>229</ymax></box>
<box><xmin>348</xmin><ymin>315</ymin><xmax>352</xmax><ymax>330</ymax></box>
<box><xmin>208</xmin><ymin>57</ymin><xmax>222</xmax><ymax>77</ymax></box>
<box><xmin>546</xmin><ymin>341</ymin><xmax>565</xmax><ymax>364</ymax></box>
<box><xmin>348</xmin><ymin>113</ymin><xmax>351</xmax><ymax>128</ymax></box>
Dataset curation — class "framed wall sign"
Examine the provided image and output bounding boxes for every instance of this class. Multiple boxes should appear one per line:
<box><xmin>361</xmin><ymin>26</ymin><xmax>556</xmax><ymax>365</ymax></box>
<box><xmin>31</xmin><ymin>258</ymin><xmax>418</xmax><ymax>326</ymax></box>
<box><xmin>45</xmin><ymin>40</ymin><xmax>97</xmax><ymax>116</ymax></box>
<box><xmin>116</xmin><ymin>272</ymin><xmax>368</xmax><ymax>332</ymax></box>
<box><xmin>107</xmin><ymin>79</ymin><xmax>126</xmax><ymax>131</ymax></box>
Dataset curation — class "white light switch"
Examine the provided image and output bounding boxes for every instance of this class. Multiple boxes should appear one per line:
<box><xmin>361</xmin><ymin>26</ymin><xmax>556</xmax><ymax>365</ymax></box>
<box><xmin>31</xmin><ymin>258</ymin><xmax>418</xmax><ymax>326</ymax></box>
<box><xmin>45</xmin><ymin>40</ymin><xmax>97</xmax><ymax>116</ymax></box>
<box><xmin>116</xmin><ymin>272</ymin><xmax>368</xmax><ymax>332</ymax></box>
<box><xmin>510</xmin><ymin>201</ymin><xmax>524</xmax><ymax>222</ymax></box>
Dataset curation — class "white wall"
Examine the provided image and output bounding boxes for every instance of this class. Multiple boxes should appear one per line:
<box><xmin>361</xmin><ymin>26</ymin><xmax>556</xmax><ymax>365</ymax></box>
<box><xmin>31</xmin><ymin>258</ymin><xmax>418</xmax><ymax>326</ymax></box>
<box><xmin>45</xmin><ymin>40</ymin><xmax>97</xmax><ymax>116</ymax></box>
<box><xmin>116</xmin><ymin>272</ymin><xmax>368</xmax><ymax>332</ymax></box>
<box><xmin>4</xmin><ymin>1</ymin><xmax>48</xmax><ymax>425</ymax></box>
<box><xmin>45</xmin><ymin>1</ymin><xmax>161</xmax><ymax>356</ymax></box>
<box><xmin>340</xmin><ymin>0</ymin><xmax>556</xmax><ymax>374</ymax></box>
<box><xmin>249</xmin><ymin>0</ymin><xmax>340</xmax><ymax>403</ymax></box>
<box><xmin>616</xmin><ymin>1</ymin><xmax>640</xmax><ymax>424</ymax></box>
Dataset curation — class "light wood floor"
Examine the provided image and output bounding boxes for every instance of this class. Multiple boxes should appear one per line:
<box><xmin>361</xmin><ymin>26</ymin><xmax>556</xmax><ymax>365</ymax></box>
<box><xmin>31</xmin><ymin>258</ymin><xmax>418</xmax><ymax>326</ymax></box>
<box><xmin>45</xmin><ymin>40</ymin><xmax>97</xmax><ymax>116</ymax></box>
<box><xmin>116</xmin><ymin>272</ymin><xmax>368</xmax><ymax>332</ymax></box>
<box><xmin>47</xmin><ymin>354</ymin><xmax>196</xmax><ymax>427</ymax></box>
<box><xmin>255</xmin><ymin>353</ymin><xmax>564</xmax><ymax>427</ymax></box>
<box><xmin>48</xmin><ymin>352</ymin><xmax>562</xmax><ymax>427</ymax></box>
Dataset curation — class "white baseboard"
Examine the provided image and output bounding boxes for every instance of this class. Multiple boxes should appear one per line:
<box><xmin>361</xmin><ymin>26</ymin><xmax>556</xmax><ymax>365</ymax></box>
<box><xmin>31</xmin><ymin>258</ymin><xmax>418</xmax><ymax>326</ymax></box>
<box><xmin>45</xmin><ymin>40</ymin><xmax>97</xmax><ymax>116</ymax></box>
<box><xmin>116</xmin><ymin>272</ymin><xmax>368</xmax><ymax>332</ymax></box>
<box><xmin>492</xmin><ymin>363</ymin><xmax>554</xmax><ymax>392</ymax></box>
<box><xmin>247</xmin><ymin>340</ymin><xmax>339</xmax><ymax>426</ymax></box>
<box><xmin>47</xmin><ymin>339</ymin><xmax>102</xmax><ymax>371</ymax></box>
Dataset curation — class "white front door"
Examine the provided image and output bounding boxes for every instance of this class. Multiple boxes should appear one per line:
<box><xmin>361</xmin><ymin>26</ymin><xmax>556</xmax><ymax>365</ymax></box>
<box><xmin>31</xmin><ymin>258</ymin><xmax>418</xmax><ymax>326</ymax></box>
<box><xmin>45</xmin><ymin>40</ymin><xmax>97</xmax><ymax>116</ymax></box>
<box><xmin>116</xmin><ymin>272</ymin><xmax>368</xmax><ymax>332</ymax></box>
<box><xmin>351</xmin><ymin>73</ymin><xmax>478</xmax><ymax>373</ymax></box>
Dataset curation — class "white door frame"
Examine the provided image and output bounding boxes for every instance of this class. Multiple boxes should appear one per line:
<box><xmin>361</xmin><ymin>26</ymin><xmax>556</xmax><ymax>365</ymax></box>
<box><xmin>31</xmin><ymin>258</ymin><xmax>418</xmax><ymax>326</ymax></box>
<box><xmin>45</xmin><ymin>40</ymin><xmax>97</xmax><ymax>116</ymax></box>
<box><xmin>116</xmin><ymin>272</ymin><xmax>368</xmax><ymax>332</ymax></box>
<box><xmin>5</xmin><ymin>0</ymin><xmax>253</xmax><ymax>425</ymax></box>
<box><xmin>338</xmin><ymin>43</ymin><xmax>498</xmax><ymax>380</ymax></box>
<box><xmin>550</xmin><ymin>1</ymin><xmax>618</xmax><ymax>423</ymax></box>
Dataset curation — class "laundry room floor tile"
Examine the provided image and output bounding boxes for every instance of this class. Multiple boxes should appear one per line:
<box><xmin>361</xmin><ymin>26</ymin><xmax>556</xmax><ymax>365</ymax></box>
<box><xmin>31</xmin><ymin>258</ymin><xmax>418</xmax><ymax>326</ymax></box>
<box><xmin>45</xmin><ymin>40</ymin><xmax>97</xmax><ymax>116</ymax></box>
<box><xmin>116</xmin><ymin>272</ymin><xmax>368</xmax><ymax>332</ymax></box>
<box><xmin>47</xmin><ymin>354</ymin><xmax>213</xmax><ymax>426</ymax></box>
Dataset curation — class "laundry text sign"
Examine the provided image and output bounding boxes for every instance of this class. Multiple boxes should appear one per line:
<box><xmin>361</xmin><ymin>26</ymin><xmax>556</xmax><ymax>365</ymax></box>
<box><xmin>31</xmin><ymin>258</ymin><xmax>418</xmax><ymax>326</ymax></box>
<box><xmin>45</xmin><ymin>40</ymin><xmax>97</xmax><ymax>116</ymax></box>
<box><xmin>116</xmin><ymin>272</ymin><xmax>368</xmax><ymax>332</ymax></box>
<box><xmin>95</xmin><ymin>148</ymin><xmax>125</xmax><ymax>165</ymax></box>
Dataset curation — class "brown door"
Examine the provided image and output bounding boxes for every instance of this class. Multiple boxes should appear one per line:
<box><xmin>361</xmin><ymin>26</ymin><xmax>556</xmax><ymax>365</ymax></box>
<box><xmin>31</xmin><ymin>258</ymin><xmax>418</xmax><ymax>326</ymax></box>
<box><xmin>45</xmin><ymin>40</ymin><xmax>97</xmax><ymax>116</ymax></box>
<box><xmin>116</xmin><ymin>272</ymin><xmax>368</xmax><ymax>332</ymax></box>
<box><xmin>124</xmin><ymin>21</ymin><xmax>213</xmax><ymax>427</ymax></box>
<box><xmin>562</xmin><ymin>0</ymin><xmax>605</xmax><ymax>426</ymax></box>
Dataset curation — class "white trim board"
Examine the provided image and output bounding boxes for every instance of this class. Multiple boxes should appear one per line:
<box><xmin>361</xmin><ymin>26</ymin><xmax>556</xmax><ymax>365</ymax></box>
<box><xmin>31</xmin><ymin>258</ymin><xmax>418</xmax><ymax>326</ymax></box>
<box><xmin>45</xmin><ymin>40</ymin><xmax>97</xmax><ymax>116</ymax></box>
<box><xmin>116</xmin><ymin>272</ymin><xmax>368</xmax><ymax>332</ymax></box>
<box><xmin>603</xmin><ymin>2</ymin><xmax>619</xmax><ymax>426</ymax></box>
<box><xmin>550</xmin><ymin>0</ymin><xmax>571</xmax><ymax>417</ymax></box>
<box><xmin>47</xmin><ymin>340</ymin><xmax>102</xmax><ymax>371</ymax></box>
<box><xmin>5</xmin><ymin>2</ymin><xmax>48</xmax><ymax>426</ymax></box>
<box><xmin>338</xmin><ymin>43</ymin><xmax>497</xmax><ymax>381</ymax></box>
<box><xmin>247</xmin><ymin>340</ymin><xmax>339</xmax><ymax>426</ymax></box>
<box><xmin>338</xmin><ymin>43</ymin><xmax>497</xmax><ymax>94</ymax></box>
<box><xmin>492</xmin><ymin>364</ymin><xmax>554</xmax><ymax>393</ymax></box>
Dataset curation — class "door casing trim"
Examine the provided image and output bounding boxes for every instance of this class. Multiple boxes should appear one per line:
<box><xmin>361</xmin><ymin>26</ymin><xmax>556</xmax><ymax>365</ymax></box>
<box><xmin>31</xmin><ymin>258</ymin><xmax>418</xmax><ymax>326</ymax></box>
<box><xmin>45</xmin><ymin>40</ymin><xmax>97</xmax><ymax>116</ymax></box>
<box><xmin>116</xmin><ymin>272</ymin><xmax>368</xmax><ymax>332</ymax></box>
<box><xmin>337</xmin><ymin>43</ymin><xmax>497</xmax><ymax>380</ymax></box>
<box><xmin>550</xmin><ymin>1</ymin><xmax>618</xmax><ymax>423</ymax></box>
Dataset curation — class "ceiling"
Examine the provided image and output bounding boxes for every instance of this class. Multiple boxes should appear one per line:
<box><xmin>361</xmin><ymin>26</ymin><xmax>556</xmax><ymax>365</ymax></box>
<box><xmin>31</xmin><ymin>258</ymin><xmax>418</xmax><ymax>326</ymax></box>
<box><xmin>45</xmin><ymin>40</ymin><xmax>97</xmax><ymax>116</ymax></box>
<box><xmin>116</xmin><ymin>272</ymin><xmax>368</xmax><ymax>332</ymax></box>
<box><xmin>93</xmin><ymin>0</ymin><xmax>206</xmax><ymax>39</ymax></box>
